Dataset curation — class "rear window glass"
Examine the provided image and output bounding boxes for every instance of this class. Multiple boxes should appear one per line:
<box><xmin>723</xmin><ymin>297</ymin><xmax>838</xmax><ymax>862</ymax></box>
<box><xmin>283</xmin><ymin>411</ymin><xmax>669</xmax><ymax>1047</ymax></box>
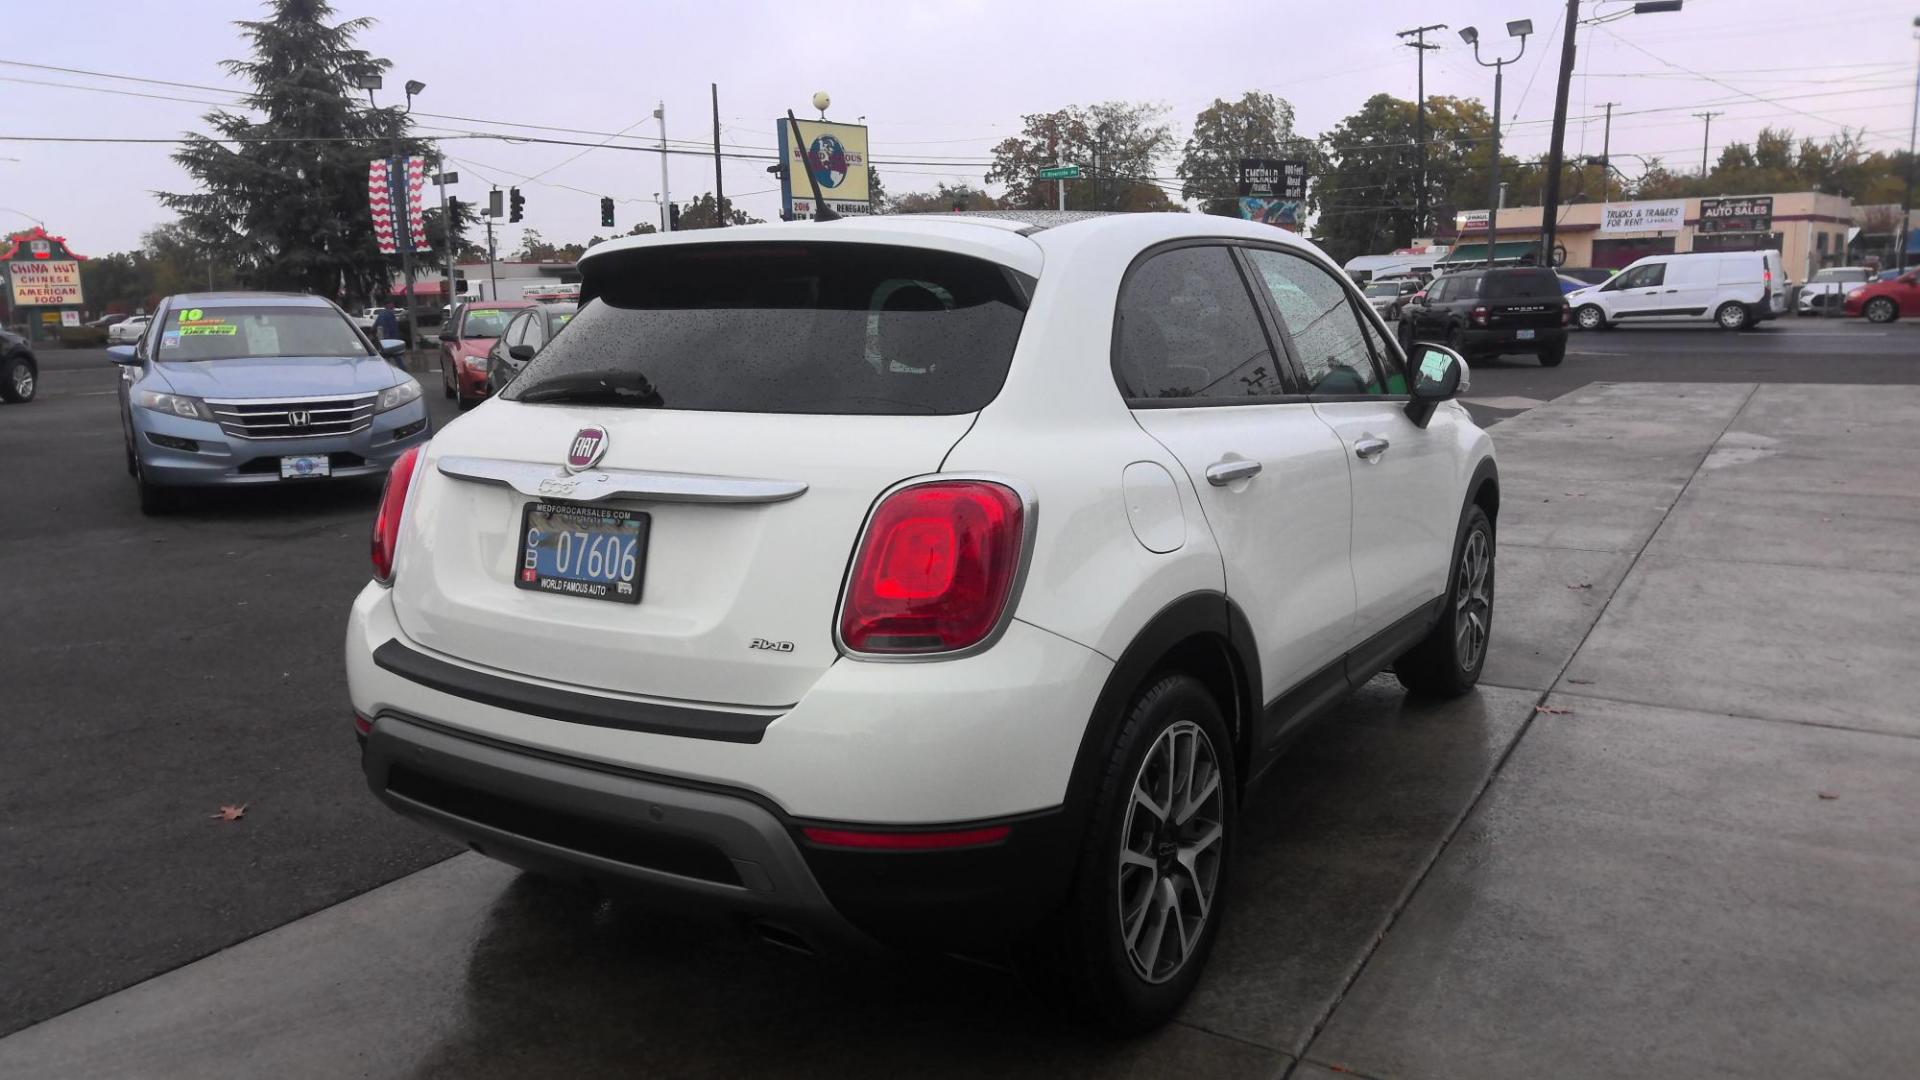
<box><xmin>156</xmin><ymin>305</ymin><xmax>366</xmax><ymax>360</ymax></box>
<box><xmin>1484</xmin><ymin>270</ymin><xmax>1563</xmax><ymax>300</ymax></box>
<box><xmin>503</xmin><ymin>243</ymin><xmax>1030</xmax><ymax>414</ymax></box>
<box><xmin>460</xmin><ymin>307</ymin><xmax>519</xmax><ymax>338</ymax></box>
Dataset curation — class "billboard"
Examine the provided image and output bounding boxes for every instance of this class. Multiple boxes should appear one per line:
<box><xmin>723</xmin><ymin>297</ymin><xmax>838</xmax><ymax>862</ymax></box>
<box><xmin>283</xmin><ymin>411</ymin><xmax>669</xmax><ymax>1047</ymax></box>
<box><xmin>1239</xmin><ymin>198</ymin><xmax>1302</xmax><ymax>228</ymax></box>
<box><xmin>1698</xmin><ymin>196</ymin><xmax>1774</xmax><ymax>235</ymax></box>
<box><xmin>8</xmin><ymin>259</ymin><xmax>83</xmax><ymax>307</ymax></box>
<box><xmin>1600</xmin><ymin>200</ymin><xmax>1685</xmax><ymax>234</ymax></box>
<box><xmin>1237</xmin><ymin>158</ymin><xmax>1308</xmax><ymax>200</ymax></box>
<box><xmin>778</xmin><ymin>118</ymin><xmax>872</xmax><ymax>219</ymax></box>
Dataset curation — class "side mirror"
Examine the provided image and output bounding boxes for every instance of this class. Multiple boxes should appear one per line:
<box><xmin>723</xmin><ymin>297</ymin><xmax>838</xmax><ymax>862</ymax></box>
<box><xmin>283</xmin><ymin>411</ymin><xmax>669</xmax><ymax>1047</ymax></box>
<box><xmin>1405</xmin><ymin>343</ymin><xmax>1468</xmax><ymax>429</ymax></box>
<box><xmin>378</xmin><ymin>338</ymin><xmax>408</xmax><ymax>359</ymax></box>
<box><xmin>107</xmin><ymin>345</ymin><xmax>139</xmax><ymax>365</ymax></box>
<box><xmin>1410</xmin><ymin>291</ymin><xmax>1427</xmax><ymax>305</ymax></box>
<box><xmin>508</xmin><ymin>344</ymin><xmax>537</xmax><ymax>362</ymax></box>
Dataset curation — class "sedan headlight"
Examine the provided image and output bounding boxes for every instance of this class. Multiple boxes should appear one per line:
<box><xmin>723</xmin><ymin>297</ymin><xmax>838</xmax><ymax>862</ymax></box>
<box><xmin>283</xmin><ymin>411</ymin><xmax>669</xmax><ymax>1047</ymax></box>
<box><xmin>135</xmin><ymin>389</ymin><xmax>214</xmax><ymax>421</ymax></box>
<box><xmin>376</xmin><ymin>378</ymin><xmax>423</xmax><ymax>413</ymax></box>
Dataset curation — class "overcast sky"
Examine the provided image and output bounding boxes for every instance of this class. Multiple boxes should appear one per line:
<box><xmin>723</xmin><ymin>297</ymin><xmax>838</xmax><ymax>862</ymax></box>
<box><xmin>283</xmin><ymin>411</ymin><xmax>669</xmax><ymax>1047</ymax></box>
<box><xmin>4</xmin><ymin>0</ymin><xmax>1916</xmax><ymax>255</ymax></box>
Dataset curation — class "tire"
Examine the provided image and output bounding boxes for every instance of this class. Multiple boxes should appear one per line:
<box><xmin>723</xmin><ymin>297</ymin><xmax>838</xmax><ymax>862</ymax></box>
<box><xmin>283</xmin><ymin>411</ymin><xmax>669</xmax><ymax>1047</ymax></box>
<box><xmin>1866</xmin><ymin>297</ymin><xmax>1898</xmax><ymax>324</ymax></box>
<box><xmin>1575</xmin><ymin>304</ymin><xmax>1608</xmax><ymax>331</ymax></box>
<box><xmin>1714</xmin><ymin>302</ymin><xmax>1750</xmax><ymax>331</ymax></box>
<box><xmin>1537</xmin><ymin>342</ymin><xmax>1566</xmax><ymax>367</ymax></box>
<box><xmin>441</xmin><ymin>359</ymin><xmax>456</xmax><ymax>398</ymax></box>
<box><xmin>1</xmin><ymin>355</ymin><xmax>34</xmax><ymax>403</ymax></box>
<box><xmin>1395</xmin><ymin>504</ymin><xmax>1494</xmax><ymax>698</ymax></box>
<box><xmin>1039</xmin><ymin>673</ymin><xmax>1236</xmax><ymax>1034</ymax></box>
<box><xmin>1445</xmin><ymin>325</ymin><xmax>1469</xmax><ymax>357</ymax></box>
<box><xmin>133</xmin><ymin>457</ymin><xmax>175</xmax><ymax>516</ymax></box>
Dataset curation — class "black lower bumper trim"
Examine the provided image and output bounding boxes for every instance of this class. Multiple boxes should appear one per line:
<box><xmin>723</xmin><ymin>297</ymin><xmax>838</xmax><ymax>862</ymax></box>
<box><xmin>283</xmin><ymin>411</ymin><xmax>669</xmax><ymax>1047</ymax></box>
<box><xmin>372</xmin><ymin>638</ymin><xmax>777</xmax><ymax>744</ymax></box>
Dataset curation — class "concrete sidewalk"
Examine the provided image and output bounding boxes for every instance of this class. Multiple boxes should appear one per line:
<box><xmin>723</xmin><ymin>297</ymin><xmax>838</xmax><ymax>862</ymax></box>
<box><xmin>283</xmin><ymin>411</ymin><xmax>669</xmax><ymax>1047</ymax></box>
<box><xmin>4</xmin><ymin>384</ymin><xmax>1915</xmax><ymax>1080</ymax></box>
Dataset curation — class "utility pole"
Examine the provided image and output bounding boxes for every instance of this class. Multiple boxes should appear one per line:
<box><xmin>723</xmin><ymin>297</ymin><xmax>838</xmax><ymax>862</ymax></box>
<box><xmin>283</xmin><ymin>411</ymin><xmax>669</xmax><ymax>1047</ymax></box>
<box><xmin>1397</xmin><ymin>23</ymin><xmax>1447</xmax><ymax>237</ymax></box>
<box><xmin>484</xmin><ymin>214</ymin><xmax>497</xmax><ymax>301</ymax></box>
<box><xmin>655</xmin><ymin>102</ymin><xmax>671</xmax><ymax>232</ymax></box>
<box><xmin>1539</xmin><ymin>0</ymin><xmax>1581</xmax><ymax>267</ymax></box>
<box><xmin>712</xmin><ymin>84</ymin><xmax>725</xmax><ymax>227</ymax></box>
<box><xmin>1599</xmin><ymin>102</ymin><xmax>1617</xmax><ymax>204</ymax></box>
<box><xmin>1694</xmin><ymin>111</ymin><xmax>1722</xmax><ymax>176</ymax></box>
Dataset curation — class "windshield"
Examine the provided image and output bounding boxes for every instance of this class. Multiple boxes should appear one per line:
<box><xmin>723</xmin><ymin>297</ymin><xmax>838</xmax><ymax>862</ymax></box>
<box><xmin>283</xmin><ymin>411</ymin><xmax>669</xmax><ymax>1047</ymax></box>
<box><xmin>503</xmin><ymin>242</ymin><xmax>1030</xmax><ymax>414</ymax></box>
<box><xmin>459</xmin><ymin>307</ymin><xmax>519</xmax><ymax>338</ymax></box>
<box><xmin>155</xmin><ymin>305</ymin><xmax>367</xmax><ymax>360</ymax></box>
<box><xmin>1812</xmin><ymin>269</ymin><xmax>1866</xmax><ymax>283</ymax></box>
<box><xmin>1365</xmin><ymin>283</ymin><xmax>1400</xmax><ymax>297</ymax></box>
<box><xmin>1484</xmin><ymin>270</ymin><xmax>1563</xmax><ymax>300</ymax></box>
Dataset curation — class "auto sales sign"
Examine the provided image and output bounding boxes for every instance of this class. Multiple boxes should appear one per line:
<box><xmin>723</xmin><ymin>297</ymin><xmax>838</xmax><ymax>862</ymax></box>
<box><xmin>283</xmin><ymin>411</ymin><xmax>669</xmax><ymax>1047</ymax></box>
<box><xmin>7</xmin><ymin>259</ymin><xmax>83</xmax><ymax>307</ymax></box>
<box><xmin>1600</xmin><ymin>200</ymin><xmax>1685</xmax><ymax>234</ymax></box>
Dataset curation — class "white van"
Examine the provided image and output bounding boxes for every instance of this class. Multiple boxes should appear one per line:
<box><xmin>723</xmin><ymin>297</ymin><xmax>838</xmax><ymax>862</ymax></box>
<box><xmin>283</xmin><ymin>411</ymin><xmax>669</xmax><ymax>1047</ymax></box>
<box><xmin>1570</xmin><ymin>249</ymin><xmax>1787</xmax><ymax>331</ymax></box>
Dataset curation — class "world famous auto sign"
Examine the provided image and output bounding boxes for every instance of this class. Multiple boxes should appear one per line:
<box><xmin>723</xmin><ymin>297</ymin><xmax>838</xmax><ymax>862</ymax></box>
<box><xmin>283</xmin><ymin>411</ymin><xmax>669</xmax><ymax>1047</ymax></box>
<box><xmin>777</xmin><ymin>118</ymin><xmax>872</xmax><ymax>220</ymax></box>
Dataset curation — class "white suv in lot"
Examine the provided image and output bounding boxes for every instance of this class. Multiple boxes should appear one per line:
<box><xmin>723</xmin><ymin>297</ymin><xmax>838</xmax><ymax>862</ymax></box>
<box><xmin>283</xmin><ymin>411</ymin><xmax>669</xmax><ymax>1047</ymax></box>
<box><xmin>346</xmin><ymin>211</ymin><xmax>1498</xmax><ymax>1030</ymax></box>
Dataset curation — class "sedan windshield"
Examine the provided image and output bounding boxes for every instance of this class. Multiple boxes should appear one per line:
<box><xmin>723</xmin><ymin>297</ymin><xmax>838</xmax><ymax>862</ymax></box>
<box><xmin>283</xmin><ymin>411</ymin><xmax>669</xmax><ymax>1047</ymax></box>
<box><xmin>459</xmin><ymin>307</ymin><xmax>518</xmax><ymax>338</ymax></box>
<box><xmin>156</xmin><ymin>305</ymin><xmax>367</xmax><ymax>360</ymax></box>
<box><xmin>1365</xmin><ymin>283</ymin><xmax>1400</xmax><ymax>297</ymax></box>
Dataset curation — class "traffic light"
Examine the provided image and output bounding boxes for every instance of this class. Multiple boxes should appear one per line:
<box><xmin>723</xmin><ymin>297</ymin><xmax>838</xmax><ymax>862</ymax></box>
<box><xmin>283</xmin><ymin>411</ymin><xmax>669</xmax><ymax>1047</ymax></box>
<box><xmin>668</xmin><ymin>202</ymin><xmax>681</xmax><ymax>230</ymax></box>
<box><xmin>488</xmin><ymin>189</ymin><xmax>503</xmax><ymax>218</ymax></box>
<box><xmin>508</xmin><ymin>187</ymin><xmax>525</xmax><ymax>223</ymax></box>
<box><xmin>447</xmin><ymin>196</ymin><xmax>462</xmax><ymax>219</ymax></box>
<box><xmin>600</xmin><ymin>197</ymin><xmax>615</xmax><ymax>228</ymax></box>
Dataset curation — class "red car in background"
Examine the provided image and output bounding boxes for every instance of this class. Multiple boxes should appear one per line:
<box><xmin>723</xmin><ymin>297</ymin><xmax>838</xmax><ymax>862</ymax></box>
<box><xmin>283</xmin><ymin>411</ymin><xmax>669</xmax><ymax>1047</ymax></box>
<box><xmin>1843</xmin><ymin>270</ymin><xmax>1920</xmax><ymax>323</ymax></box>
<box><xmin>438</xmin><ymin>300</ymin><xmax>535</xmax><ymax>408</ymax></box>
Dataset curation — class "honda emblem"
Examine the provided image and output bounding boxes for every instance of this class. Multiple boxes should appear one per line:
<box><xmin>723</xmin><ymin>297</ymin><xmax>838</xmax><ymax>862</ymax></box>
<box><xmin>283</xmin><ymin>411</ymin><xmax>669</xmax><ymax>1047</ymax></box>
<box><xmin>288</xmin><ymin>409</ymin><xmax>312</xmax><ymax>429</ymax></box>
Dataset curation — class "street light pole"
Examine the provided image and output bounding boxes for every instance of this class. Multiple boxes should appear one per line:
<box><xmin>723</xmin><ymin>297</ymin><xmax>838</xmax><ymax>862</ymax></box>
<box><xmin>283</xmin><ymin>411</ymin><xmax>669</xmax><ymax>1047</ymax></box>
<box><xmin>1462</xmin><ymin>22</ymin><xmax>1531</xmax><ymax>270</ymax></box>
<box><xmin>1900</xmin><ymin>18</ymin><xmax>1920</xmax><ymax>269</ymax></box>
<box><xmin>654</xmin><ymin>103</ymin><xmax>672</xmax><ymax>233</ymax></box>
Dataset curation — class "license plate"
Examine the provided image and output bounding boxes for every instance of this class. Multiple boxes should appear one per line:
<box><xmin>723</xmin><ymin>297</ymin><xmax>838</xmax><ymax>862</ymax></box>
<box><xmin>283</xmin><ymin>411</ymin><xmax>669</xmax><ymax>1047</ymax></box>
<box><xmin>516</xmin><ymin>502</ymin><xmax>649</xmax><ymax>605</ymax></box>
<box><xmin>1516</xmin><ymin>329</ymin><xmax>1536</xmax><ymax>340</ymax></box>
<box><xmin>280</xmin><ymin>455</ymin><xmax>330</xmax><ymax>479</ymax></box>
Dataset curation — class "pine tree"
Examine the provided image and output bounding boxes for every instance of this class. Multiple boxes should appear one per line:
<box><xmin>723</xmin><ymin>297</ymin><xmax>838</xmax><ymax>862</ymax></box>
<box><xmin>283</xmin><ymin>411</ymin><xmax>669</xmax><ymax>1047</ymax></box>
<box><xmin>158</xmin><ymin>0</ymin><xmax>451</xmax><ymax>305</ymax></box>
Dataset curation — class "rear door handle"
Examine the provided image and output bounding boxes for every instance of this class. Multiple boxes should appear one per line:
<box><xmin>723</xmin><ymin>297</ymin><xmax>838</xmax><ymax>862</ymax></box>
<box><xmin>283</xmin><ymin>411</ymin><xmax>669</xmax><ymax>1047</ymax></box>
<box><xmin>1354</xmin><ymin>437</ymin><xmax>1391</xmax><ymax>461</ymax></box>
<box><xmin>1205</xmin><ymin>459</ymin><xmax>1262</xmax><ymax>486</ymax></box>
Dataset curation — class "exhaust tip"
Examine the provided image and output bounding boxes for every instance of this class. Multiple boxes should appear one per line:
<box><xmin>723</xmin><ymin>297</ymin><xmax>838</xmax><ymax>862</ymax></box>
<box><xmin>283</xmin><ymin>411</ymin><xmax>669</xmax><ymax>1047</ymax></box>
<box><xmin>752</xmin><ymin>920</ymin><xmax>816</xmax><ymax>957</ymax></box>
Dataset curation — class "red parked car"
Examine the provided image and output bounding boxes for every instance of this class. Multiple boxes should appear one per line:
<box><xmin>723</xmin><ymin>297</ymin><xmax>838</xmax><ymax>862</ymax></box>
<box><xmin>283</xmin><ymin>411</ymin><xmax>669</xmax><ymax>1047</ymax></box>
<box><xmin>438</xmin><ymin>300</ymin><xmax>535</xmax><ymax>408</ymax></box>
<box><xmin>1842</xmin><ymin>270</ymin><xmax>1919</xmax><ymax>323</ymax></box>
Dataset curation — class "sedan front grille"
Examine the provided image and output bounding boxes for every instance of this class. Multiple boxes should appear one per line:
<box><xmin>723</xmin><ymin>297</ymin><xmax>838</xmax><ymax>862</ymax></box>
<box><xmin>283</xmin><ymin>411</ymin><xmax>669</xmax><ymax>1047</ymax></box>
<box><xmin>207</xmin><ymin>393</ymin><xmax>377</xmax><ymax>440</ymax></box>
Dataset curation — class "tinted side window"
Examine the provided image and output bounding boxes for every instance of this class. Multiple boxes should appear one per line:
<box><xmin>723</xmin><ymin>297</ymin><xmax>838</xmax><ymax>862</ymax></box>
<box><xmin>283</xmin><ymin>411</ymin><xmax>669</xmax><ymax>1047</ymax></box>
<box><xmin>1115</xmin><ymin>246</ymin><xmax>1286</xmax><ymax>400</ymax></box>
<box><xmin>1245</xmin><ymin>248</ymin><xmax>1386</xmax><ymax>396</ymax></box>
<box><xmin>1427</xmin><ymin>277</ymin><xmax>1453</xmax><ymax>304</ymax></box>
<box><xmin>1615</xmin><ymin>263</ymin><xmax>1665</xmax><ymax>289</ymax></box>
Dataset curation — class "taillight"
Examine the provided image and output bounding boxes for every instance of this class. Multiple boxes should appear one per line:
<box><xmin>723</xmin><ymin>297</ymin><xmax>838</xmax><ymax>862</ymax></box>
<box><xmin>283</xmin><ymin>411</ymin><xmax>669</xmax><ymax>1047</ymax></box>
<box><xmin>1560</xmin><ymin>304</ymin><xmax>1571</xmax><ymax>326</ymax></box>
<box><xmin>838</xmin><ymin>479</ymin><xmax>1026</xmax><ymax>655</ymax></box>
<box><xmin>1764</xmin><ymin>268</ymin><xmax>1773</xmax><ymax>286</ymax></box>
<box><xmin>371</xmin><ymin>445</ymin><xmax>424</xmax><ymax>584</ymax></box>
<box><xmin>1471</xmin><ymin>305</ymin><xmax>1490</xmax><ymax>326</ymax></box>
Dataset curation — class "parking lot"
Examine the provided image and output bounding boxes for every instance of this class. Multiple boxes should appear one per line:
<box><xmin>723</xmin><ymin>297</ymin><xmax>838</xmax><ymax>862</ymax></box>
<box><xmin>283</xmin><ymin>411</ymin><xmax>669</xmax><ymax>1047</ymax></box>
<box><xmin>4</xmin><ymin>320</ymin><xmax>1918</xmax><ymax>1078</ymax></box>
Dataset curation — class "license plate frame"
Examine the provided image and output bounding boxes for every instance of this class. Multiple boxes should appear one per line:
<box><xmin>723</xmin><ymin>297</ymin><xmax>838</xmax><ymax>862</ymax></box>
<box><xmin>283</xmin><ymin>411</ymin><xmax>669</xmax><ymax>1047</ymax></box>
<box><xmin>1515</xmin><ymin>329</ymin><xmax>1536</xmax><ymax>340</ymax></box>
<box><xmin>514</xmin><ymin>501</ymin><xmax>650</xmax><ymax>605</ymax></box>
<box><xmin>280</xmin><ymin>454</ymin><xmax>331</xmax><ymax>479</ymax></box>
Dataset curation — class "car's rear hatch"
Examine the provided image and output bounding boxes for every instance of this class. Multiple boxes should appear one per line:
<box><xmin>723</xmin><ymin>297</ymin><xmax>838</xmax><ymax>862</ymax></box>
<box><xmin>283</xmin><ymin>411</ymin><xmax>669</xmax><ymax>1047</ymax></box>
<box><xmin>1482</xmin><ymin>269</ymin><xmax>1566</xmax><ymax>330</ymax></box>
<box><xmin>389</xmin><ymin>234</ymin><xmax>1036</xmax><ymax>710</ymax></box>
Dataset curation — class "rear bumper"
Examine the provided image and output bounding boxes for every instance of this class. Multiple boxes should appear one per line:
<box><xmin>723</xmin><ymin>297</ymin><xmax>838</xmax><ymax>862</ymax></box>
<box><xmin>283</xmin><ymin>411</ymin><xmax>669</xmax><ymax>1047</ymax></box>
<box><xmin>1459</xmin><ymin>326</ymin><xmax>1567</xmax><ymax>353</ymax></box>
<box><xmin>362</xmin><ymin>712</ymin><xmax>1076</xmax><ymax>953</ymax></box>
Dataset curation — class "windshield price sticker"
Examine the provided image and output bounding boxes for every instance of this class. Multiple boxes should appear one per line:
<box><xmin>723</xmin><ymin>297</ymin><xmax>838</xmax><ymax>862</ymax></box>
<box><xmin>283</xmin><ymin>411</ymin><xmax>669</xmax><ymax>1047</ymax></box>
<box><xmin>160</xmin><ymin>331</ymin><xmax>182</xmax><ymax>349</ymax></box>
<box><xmin>469</xmin><ymin>309</ymin><xmax>502</xmax><ymax>318</ymax></box>
<box><xmin>1419</xmin><ymin>353</ymin><xmax>1452</xmax><ymax>383</ymax></box>
<box><xmin>180</xmin><ymin>324</ymin><xmax>238</xmax><ymax>336</ymax></box>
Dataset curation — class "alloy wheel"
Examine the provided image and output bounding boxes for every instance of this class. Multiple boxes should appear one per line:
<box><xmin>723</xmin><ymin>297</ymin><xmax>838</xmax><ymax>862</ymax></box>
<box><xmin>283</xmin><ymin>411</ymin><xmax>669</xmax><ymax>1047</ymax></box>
<box><xmin>1117</xmin><ymin>719</ymin><xmax>1225</xmax><ymax>985</ymax></box>
<box><xmin>1867</xmin><ymin>298</ymin><xmax>1896</xmax><ymax>324</ymax></box>
<box><xmin>9</xmin><ymin>361</ymin><xmax>31</xmax><ymax>400</ymax></box>
<box><xmin>1454</xmin><ymin>527</ymin><xmax>1492</xmax><ymax>671</ymax></box>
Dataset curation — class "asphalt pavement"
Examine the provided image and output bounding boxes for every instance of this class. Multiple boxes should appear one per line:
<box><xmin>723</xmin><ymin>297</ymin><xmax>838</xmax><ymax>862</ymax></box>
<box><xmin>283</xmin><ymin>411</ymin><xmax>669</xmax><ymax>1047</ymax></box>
<box><xmin>2</xmin><ymin>331</ymin><xmax>1916</xmax><ymax>1069</ymax></box>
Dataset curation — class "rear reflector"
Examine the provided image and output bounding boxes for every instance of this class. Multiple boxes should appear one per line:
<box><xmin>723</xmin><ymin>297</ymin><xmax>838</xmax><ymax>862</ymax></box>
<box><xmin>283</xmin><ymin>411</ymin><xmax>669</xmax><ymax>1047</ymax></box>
<box><xmin>801</xmin><ymin>825</ymin><xmax>1012</xmax><ymax>851</ymax></box>
<box><xmin>838</xmin><ymin>480</ymin><xmax>1025</xmax><ymax>655</ymax></box>
<box><xmin>353</xmin><ymin>713</ymin><xmax>373</xmax><ymax>736</ymax></box>
<box><xmin>371</xmin><ymin>445</ymin><xmax>424</xmax><ymax>584</ymax></box>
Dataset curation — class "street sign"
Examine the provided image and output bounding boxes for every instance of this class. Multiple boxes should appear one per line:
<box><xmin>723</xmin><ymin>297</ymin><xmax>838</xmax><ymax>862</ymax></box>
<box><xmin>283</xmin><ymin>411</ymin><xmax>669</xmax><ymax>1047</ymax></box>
<box><xmin>432</xmin><ymin>171</ymin><xmax>459</xmax><ymax>185</ymax></box>
<box><xmin>1038</xmin><ymin>165</ymin><xmax>1082</xmax><ymax>181</ymax></box>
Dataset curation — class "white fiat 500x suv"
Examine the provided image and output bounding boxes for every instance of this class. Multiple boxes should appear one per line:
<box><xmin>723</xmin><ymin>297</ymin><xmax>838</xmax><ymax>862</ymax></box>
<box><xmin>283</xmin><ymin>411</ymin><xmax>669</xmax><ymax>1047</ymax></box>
<box><xmin>346</xmin><ymin>211</ymin><xmax>1497</xmax><ymax>1030</ymax></box>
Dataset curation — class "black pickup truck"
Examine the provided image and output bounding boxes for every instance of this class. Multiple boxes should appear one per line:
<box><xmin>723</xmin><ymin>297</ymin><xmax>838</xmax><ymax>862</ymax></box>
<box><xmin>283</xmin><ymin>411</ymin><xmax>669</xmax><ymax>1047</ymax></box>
<box><xmin>1398</xmin><ymin>266</ymin><xmax>1570</xmax><ymax>367</ymax></box>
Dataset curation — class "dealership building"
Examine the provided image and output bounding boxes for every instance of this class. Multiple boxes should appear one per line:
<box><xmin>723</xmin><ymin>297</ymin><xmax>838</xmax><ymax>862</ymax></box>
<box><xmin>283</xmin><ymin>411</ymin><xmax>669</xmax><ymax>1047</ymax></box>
<box><xmin>1442</xmin><ymin>192</ymin><xmax>1857</xmax><ymax>280</ymax></box>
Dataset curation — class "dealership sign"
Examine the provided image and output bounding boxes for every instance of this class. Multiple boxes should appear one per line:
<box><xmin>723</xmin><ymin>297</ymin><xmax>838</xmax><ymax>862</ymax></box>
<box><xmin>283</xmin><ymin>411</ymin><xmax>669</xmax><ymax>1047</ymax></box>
<box><xmin>1698</xmin><ymin>196</ymin><xmax>1774</xmax><ymax>235</ymax></box>
<box><xmin>1600</xmin><ymin>200</ymin><xmax>1685</xmax><ymax>234</ymax></box>
<box><xmin>1238</xmin><ymin>158</ymin><xmax>1308</xmax><ymax>200</ymax></box>
<box><xmin>778</xmin><ymin>117</ymin><xmax>872</xmax><ymax>220</ymax></box>
<box><xmin>1456</xmin><ymin>209</ymin><xmax>1490</xmax><ymax>232</ymax></box>
<box><xmin>7</xmin><ymin>259</ymin><xmax>83</xmax><ymax>306</ymax></box>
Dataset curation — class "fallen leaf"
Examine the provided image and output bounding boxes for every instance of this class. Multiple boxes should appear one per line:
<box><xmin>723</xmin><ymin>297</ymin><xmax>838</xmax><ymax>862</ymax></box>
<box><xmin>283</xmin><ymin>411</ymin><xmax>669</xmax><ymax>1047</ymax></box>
<box><xmin>1817</xmin><ymin>792</ymin><xmax>1838</xmax><ymax>801</ymax></box>
<box><xmin>1535</xmin><ymin>705</ymin><xmax>1573</xmax><ymax>715</ymax></box>
<box><xmin>211</xmin><ymin>803</ymin><xmax>248</xmax><ymax>822</ymax></box>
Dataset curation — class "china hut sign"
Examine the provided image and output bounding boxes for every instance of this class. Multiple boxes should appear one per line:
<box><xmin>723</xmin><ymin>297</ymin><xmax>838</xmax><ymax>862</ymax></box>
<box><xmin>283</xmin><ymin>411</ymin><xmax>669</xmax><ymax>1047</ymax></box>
<box><xmin>3</xmin><ymin>226</ymin><xmax>87</xmax><ymax>308</ymax></box>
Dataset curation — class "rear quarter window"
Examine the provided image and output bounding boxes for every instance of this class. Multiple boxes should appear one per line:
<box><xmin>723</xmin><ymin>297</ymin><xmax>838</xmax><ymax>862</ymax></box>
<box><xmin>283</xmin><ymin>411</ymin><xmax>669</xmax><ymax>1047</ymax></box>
<box><xmin>1484</xmin><ymin>270</ymin><xmax>1563</xmax><ymax>300</ymax></box>
<box><xmin>504</xmin><ymin>242</ymin><xmax>1030</xmax><ymax>415</ymax></box>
